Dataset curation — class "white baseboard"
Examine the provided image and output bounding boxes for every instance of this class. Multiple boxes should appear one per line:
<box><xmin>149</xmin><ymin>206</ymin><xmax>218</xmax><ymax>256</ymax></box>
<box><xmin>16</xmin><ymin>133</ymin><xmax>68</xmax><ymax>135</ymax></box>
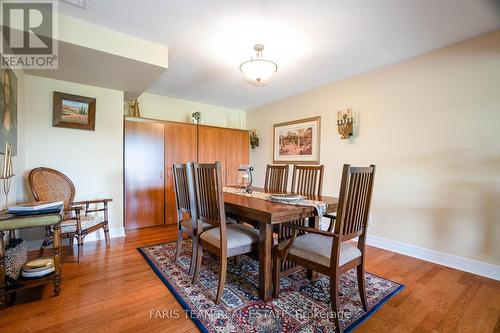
<box><xmin>26</xmin><ymin>227</ymin><xmax>126</xmax><ymax>251</ymax></box>
<box><xmin>366</xmin><ymin>235</ymin><xmax>500</xmax><ymax>281</ymax></box>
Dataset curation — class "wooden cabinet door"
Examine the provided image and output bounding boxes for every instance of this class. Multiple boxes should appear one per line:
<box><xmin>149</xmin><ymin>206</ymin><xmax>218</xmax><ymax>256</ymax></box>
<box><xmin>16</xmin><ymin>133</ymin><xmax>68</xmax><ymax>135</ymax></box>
<box><xmin>198</xmin><ymin>126</ymin><xmax>249</xmax><ymax>186</ymax></box>
<box><xmin>164</xmin><ymin>122</ymin><xmax>197</xmax><ymax>225</ymax></box>
<box><xmin>124</xmin><ymin>120</ymin><xmax>165</xmax><ymax>230</ymax></box>
<box><xmin>226</xmin><ymin>129</ymin><xmax>250</xmax><ymax>186</ymax></box>
<box><xmin>198</xmin><ymin>125</ymin><xmax>229</xmax><ymax>184</ymax></box>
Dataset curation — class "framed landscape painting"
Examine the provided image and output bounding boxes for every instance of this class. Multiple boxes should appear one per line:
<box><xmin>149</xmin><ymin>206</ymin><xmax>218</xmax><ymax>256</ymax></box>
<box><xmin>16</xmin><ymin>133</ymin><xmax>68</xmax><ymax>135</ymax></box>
<box><xmin>53</xmin><ymin>91</ymin><xmax>96</xmax><ymax>130</ymax></box>
<box><xmin>273</xmin><ymin>116</ymin><xmax>321</xmax><ymax>164</ymax></box>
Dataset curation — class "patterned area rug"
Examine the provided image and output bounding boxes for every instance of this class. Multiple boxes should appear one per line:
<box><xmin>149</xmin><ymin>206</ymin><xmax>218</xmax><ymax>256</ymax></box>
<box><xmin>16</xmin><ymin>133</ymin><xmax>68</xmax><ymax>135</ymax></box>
<box><xmin>138</xmin><ymin>241</ymin><xmax>403</xmax><ymax>333</ymax></box>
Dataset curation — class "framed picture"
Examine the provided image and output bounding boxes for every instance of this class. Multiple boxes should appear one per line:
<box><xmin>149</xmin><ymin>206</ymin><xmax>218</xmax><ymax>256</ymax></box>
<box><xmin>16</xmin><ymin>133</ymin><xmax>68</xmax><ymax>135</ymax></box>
<box><xmin>53</xmin><ymin>91</ymin><xmax>96</xmax><ymax>131</ymax></box>
<box><xmin>273</xmin><ymin>116</ymin><xmax>321</xmax><ymax>164</ymax></box>
<box><xmin>0</xmin><ymin>63</ymin><xmax>18</xmax><ymax>155</ymax></box>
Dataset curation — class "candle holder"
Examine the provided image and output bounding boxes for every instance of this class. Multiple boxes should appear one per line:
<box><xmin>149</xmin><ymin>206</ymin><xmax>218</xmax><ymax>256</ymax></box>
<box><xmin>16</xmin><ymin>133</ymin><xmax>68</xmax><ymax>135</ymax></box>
<box><xmin>337</xmin><ymin>108</ymin><xmax>354</xmax><ymax>139</ymax></box>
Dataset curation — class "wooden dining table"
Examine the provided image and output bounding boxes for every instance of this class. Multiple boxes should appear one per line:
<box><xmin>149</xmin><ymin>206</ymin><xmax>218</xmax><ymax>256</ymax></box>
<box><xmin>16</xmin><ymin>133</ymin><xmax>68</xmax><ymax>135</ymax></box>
<box><xmin>223</xmin><ymin>187</ymin><xmax>338</xmax><ymax>301</ymax></box>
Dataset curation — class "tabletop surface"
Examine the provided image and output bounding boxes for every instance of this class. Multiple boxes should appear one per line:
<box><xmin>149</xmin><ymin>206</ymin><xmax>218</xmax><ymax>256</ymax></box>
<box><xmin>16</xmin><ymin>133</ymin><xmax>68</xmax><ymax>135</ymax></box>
<box><xmin>223</xmin><ymin>187</ymin><xmax>338</xmax><ymax>223</ymax></box>
<box><xmin>0</xmin><ymin>211</ymin><xmax>62</xmax><ymax>231</ymax></box>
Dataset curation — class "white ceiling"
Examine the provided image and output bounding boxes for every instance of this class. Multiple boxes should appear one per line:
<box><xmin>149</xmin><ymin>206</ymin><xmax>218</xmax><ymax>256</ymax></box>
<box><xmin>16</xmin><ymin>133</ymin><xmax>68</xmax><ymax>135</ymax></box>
<box><xmin>59</xmin><ymin>0</ymin><xmax>500</xmax><ymax>110</ymax></box>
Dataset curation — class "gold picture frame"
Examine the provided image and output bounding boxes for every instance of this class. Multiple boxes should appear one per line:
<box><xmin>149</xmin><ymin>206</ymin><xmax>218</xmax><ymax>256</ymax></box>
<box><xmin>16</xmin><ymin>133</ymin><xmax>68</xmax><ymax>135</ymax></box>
<box><xmin>273</xmin><ymin>116</ymin><xmax>321</xmax><ymax>164</ymax></box>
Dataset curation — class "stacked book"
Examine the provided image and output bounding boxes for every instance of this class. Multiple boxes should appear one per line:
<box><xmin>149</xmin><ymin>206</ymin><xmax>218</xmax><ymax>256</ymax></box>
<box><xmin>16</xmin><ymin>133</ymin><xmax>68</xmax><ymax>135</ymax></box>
<box><xmin>8</xmin><ymin>201</ymin><xmax>64</xmax><ymax>215</ymax></box>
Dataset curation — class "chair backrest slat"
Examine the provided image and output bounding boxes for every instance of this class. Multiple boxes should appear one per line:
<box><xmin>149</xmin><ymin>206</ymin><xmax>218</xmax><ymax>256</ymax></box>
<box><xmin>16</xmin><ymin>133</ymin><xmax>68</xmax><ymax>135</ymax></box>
<box><xmin>335</xmin><ymin>165</ymin><xmax>376</xmax><ymax>241</ymax></box>
<box><xmin>264</xmin><ymin>164</ymin><xmax>289</xmax><ymax>192</ymax></box>
<box><xmin>291</xmin><ymin>165</ymin><xmax>324</xmax><ymax>196</ymax></box>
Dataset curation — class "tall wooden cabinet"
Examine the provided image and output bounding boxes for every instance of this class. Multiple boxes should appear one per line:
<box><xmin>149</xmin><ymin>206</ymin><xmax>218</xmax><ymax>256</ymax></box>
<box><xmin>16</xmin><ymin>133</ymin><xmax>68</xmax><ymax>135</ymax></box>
<box><xmin>124</xmin><ymin>118</ymin><xmax>249</xmax><ymax>230</ymax></box>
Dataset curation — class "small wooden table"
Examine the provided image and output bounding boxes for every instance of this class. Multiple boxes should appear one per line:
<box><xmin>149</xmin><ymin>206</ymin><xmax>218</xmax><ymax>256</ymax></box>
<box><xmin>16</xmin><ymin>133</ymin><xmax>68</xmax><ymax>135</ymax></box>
<box><xmin>223</xmin><ymin>188</ymin><xmax>338</xmax><ymax>301</ymax></box>
<box><xmin>0</xmin><ymin>212</ymin><xmax>62</xmax><ymax>308</ymax></box>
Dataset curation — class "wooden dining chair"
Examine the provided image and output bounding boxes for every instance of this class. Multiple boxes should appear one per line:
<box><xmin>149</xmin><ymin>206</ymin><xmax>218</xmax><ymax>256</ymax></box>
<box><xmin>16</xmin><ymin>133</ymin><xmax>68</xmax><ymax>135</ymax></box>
<box><xmin>191</xmin><ymin>161</ymin><xmax>259</xmax><ymax>304</ymax></box>
<box><xmin>273</xmin><ymin>164</ymin><xmax>376</xmax><ymax>333</ymax></box>
<box><xmin>28</xmin><ymin>167</ymin><xmax>112</xmax><ymax>262</ymax></box>
<box><xmin>264</xmin><ymin>164</ymin><xmax>289</xmax><ymax>192</ymax></box>
<box><xmin>173</xmin><ymin>163</ymin><xmax>213</xmax><ymax>276</ymax></box>
<box><xmin>291</xmin><ymin>164</ymin><xmax>324</xmax><ymax>196</ymax></box>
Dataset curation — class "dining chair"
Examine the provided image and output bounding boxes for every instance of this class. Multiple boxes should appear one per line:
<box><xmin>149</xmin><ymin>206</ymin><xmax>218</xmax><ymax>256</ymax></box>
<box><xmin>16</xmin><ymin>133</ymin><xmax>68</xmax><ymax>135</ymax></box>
<box><xmin>173</xmin><ymin>163</ymin><xmax>213</xmax><ymax>276</ymax></box>
<box><xmin>191</xmin><ymin>161</ymin><xmax>259</xmax><ymax>304</ymax></box>
<box><xmin>280</xmin><ymin>164</ymin><xmax>326</xmax><ymax>277</ymax></box>
<box><xmin>28</xmin><ymin>167</ymin><xmax>112</xmax><ymax>262</ymax></box>
<box><xmin>264</xmin><ymin>164</ymin><xmax>289</xmax><ymax>192</ymax></box>
<box><xmin>291</xmin><ymin>164</ymin><xmax>324</xmax><ymax>196</ymax></box>
<box><xmin>273</xmin><ymin>164</ymin><xmax>376</xmax><ymax>333</ymax></box>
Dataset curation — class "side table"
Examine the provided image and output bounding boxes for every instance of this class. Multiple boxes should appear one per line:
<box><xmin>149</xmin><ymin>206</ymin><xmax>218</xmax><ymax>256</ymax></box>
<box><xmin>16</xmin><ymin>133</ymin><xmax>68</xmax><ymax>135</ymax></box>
<box><xmin>0</xmin><ymin>212</ymin><xmax>62</xmax><ymax>308</ymax></box>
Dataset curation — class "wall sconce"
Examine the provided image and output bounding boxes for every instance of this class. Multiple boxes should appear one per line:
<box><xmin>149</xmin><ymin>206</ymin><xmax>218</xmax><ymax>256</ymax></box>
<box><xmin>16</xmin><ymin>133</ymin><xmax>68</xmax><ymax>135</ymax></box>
<box><xmin>249</xmin><ymin>129</ymin><xmax>259</xmax><ymax>149</ymax></box>
<box><xmin>337</xmin><ymin>108</ymin><xmax>353</xmax><ymax>139</ymax></box>
<box><xmin>191</xmin><ymin>112</ymin><xmax>200</xmax><ymax>124</ymax></box>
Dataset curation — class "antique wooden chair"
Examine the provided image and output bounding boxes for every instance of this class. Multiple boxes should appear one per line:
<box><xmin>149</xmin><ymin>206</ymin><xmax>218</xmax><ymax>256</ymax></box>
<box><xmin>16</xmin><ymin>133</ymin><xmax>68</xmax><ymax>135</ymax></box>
<box><xmin>264</xmin><ymin>164</ymin><xmax>289</xmax><ymax>192</ymax></box>
<box><xmin>28</xmin><ymin>167</ymin><xmax>112</xmax><ymax>262</ymax></box>
<box><xmin>273</xmin><ymin>164</ymin><xmax>376</xmax><ymax>333</ymax></box>
<box><xmin>191</xmin><ymin>162</ymin><xmax>259</xmax><ymax>304</ymax></box>
<box><xmin>173</xmin><ymin>163</ymin><xmax>213</xmax><ymax>276</ymax></box>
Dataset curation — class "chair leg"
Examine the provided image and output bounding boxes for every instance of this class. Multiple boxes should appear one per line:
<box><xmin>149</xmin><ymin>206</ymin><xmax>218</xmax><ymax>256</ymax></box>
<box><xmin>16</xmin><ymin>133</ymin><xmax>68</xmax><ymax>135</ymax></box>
<box><xmin>189</xmin><ymin>236</ymin><xmax>198</xmax><ymax>277</ymax></box>
<box><xmin>77</xmin><ymin>235</ymin><xmax>84</xmax><ymax>262</ymax></box>
<box><xmin>175</xmin><ymin>230</ymin><xmax>183</xmax><ymax>261</ymax></box>
<box><xmin>357</xmin><ymin>264</ymin><xmax>368</xmax><ymax>312</ymax></box>
<box><xmin>69</xmin><ymin>236</ymin><xmax>74</xmax><ymax>247</ymax></box>
<box><xmin>233</xmin><ymin>255</ymin><xmax>241</xmax><ymax>266</ymax></box>
<box><xmin>307</xmin><ymin>269</ymin><xmax>316</xmax><ymax>281</ymax></box>
<box><xmin>272</xmin><ymin>254</ymin><xmax>281</xmax><ymax>298</ymax></box>
<box><xmin>192</xmin><ymin>242</ymin><xmax>203</xmax><ymax>284</ymax></box>
<box><xmin>330</xmin><ymin>275</ymin><xmax>343</xmax><ymax>333</ymax></box>
<box><xmin>104</xmin><ymin>223</ymin><xmax>111</xmax><ymax>247</ymax></box>
<box><xmin>215</xmin><ymin>256</ymin><xmax>227</xmax><ymax>305</ymax></box>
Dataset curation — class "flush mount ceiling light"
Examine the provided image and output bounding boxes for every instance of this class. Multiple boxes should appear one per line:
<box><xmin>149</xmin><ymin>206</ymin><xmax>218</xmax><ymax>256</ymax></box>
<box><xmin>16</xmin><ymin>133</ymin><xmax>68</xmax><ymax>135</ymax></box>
<box><xmin>239</xmin><ymin>44</ymin><xmax>277</xmax><ymax>86</ymax></box>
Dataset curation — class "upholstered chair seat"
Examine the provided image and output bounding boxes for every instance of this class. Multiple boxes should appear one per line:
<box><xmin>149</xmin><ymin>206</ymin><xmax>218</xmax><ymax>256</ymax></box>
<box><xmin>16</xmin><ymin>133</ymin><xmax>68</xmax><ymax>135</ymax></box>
<box><xmin>61</xmin><ymin>215</ymin><xmax>104</xmax><ymax>234</ymax></box>
<box><xmin>278</xmin><ymin>233</ymin><xmax>361</xmax><ymax>267</ymax></box>
<box><xmin>200</xmin><ymin>224</ymin><xmax>259</xmax><ymax>249</ymax></box>
<box><xmin>180</xmin><ymin>219</ymin><xmax>212</xmax><ymax>231</ymax></box>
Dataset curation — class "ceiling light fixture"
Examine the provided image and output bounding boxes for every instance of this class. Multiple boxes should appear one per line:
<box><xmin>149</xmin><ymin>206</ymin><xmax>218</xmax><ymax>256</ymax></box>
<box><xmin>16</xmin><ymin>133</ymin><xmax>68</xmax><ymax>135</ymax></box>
<box><xmin>239</xmin><ymin>44</ymin><xmax>277</xmax><ymax>86</ymax></box>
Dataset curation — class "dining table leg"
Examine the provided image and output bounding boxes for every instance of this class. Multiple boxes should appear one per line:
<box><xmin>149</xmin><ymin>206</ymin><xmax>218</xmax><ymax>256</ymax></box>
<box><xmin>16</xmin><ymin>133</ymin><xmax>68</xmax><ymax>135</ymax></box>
<box><xmin>258</xmin><ymin>222</ymin><xmax>273</xmax><ymax>301</ymax></box>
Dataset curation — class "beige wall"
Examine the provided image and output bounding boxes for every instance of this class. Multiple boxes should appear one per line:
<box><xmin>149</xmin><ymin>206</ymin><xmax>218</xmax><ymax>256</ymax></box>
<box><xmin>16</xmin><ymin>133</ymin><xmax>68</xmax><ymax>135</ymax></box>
<box><xmin>247</xmin><ymin>31</ymin><xmax>500</xmax><ymax>266</ymax></box>
<box><xmin>21</xmin><ymin>75</ymin><xmax>124</xmax><ymax>243</ymax></box>
<box><xmin>138</xmin><ymin>92</ymin><xmax>246</xmax><ymax>128</ymax></box>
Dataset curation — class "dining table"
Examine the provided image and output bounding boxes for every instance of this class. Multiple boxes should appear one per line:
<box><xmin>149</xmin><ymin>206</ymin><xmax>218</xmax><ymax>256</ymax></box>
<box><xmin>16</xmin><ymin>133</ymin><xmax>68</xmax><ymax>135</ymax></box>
<box><xmin>223</xmin><ymin>187</ymin><xmax>338</xmax><ymax>301</ymax></box>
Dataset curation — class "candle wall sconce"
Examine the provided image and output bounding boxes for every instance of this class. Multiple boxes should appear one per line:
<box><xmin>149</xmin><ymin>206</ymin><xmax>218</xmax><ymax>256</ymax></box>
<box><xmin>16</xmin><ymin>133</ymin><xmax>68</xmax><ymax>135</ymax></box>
<box><xmin>249</xmin><ymin>129</ymin><xmax>259</xmax><ymax>149</ymax></box>
<box><xmin>337</xmin><ymin>108</ymin><xmax>354</xmax><ymax>139</ymax></box>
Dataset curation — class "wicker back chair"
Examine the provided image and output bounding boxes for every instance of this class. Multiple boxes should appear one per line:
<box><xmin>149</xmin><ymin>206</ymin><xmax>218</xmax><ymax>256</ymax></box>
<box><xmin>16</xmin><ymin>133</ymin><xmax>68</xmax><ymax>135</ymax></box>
<box><xmin>28</xmin><ymin>167</ymin><xmax>112</xmax><ymax>262</ymax></box>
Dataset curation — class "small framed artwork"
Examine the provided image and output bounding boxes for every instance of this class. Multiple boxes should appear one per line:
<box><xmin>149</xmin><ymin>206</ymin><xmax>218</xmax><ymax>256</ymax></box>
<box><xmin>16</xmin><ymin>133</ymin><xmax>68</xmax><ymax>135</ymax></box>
<box><xmin>273</xmin><ymin>116</ymin><xmax>321</xmax><ymax>164</ymax></box>
<box><xmin>53</xmin><ymin>91</ymin><xmax>96</xmax><ymax>130</ymax></box>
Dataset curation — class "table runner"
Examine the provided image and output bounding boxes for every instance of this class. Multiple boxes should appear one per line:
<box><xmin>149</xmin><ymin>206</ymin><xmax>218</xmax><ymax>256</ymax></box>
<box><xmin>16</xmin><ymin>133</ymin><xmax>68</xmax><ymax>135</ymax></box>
<box><xmin>223</xmin><ymin>187</ymin><xmax>328</xmax><ymax>216</ymax></box>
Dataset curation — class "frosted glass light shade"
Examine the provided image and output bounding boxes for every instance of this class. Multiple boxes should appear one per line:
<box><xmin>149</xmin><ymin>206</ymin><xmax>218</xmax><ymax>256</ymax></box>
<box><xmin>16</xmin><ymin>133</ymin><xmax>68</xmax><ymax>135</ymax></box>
<box><xmin>239</xmin><ymin>58</ymin><xmax>277</xmax><ymax>82</ymax></box>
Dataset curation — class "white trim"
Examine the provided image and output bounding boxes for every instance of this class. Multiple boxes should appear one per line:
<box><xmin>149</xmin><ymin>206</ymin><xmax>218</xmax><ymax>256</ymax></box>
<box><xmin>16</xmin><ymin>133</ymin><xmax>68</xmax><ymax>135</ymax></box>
<box><xmin>26</xmin><ymin>227</ymin><xmax>126</xmax><ymax>251</ymax></box>
<box><xmin>366</xmin><ymin>235</ymin><xmax>500</xmax><ymax>281</ymax></box>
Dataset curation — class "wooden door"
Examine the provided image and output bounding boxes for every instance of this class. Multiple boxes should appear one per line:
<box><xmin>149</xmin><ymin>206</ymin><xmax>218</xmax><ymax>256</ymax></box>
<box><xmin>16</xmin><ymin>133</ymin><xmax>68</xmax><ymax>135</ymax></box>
<box><xmin>164</xmin><ymin>122</ymin><xmax>197</xmax><ymax>225</ymax></box>
<box><xmin>226</xmin><ymin>129</ymin><xmax>250</xmax><ymax>186</ymax></box>
<box><xmin>124</xmin><ymin>120</ymin><xmax>165</xmax><ymax>229</ymax></box>
<box><xmin>198</xmin><ymin>125</ymin><xmax>229</xmax><ymax>184</ymax></box>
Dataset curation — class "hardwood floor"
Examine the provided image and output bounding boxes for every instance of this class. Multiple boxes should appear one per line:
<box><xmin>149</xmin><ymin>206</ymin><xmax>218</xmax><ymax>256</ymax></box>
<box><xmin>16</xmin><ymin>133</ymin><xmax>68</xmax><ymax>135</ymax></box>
<box><xmin>1</xmin><ymin>225</ymin><xmax>499</xmax><ymax>333</ymax></box>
